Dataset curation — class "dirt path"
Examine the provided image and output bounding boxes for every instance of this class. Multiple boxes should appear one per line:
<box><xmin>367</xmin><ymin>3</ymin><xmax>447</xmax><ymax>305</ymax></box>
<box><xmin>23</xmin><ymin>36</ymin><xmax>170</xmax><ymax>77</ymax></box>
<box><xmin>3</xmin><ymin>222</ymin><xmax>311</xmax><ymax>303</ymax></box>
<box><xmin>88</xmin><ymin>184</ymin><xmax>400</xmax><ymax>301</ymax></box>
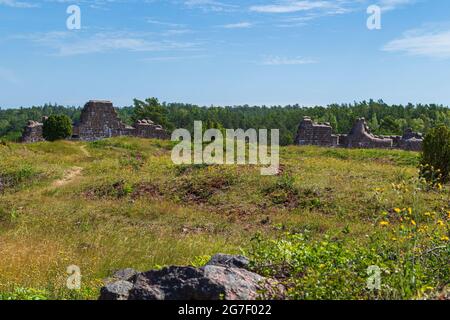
<box><xmin>53</xmin><ymin>167</ymin><xmax>83</xmax><ymax>187</ymax></box>
<box><xmin>80</xmin><ymin>145</ymin><xmax>91</xmax><ymax>157</ymax></box>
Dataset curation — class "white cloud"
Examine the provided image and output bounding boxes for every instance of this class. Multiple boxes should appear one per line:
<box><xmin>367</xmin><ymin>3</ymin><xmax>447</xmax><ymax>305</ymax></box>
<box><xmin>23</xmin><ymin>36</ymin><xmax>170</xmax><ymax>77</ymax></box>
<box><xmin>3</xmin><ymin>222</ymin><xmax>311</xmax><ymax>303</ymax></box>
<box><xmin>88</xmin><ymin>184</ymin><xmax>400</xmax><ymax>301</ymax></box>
<box><xmin>221</xmin><ymin>22</ymin><xmax>253</xmax><ymax>29</ymax></box>
<box><xmin>146</xmin><ymin>18</ymin><xmax>186</xmax><ymax>28</ymax></box>
<box><xmin>183</xmin><ymin>0</ymin><xmax>238</xmax><ymax>12</ymax></box>
<box><xmin>249</xmin><ymin>0</ymin><xmax>415</xmax><ymax>15</ymax></box>
<box><xmin>383</xmin><ymin>28</ymin><xmax>450</xmax><ymax>58</ymax></box>
<box><xmin>0</xmin><ymin>0</ymin><xmax>37</xmax><ymax>8</ymax></box>
<box><xmin>142</xmin><ymin>54</ymin><xmax>208</xmax><ymax>62</ymax></box>
<box><xmin>13</xmin><ymin>31</ymin><xmax>199</xmax><ymax>56</ymax></box>
<box><xmin>378</xmin><ymin>0</ymin><xmax>416</xmax><ymax>11</ymax></box>
<box><xmin>250</xmin><ymin>1</ymin><xmax>336</xmax><ymax>14</ymax></box>
<box><xmin>261</xmin><ymin>55</ymin><xmax>317</xmax><ymax>65</ymax></box>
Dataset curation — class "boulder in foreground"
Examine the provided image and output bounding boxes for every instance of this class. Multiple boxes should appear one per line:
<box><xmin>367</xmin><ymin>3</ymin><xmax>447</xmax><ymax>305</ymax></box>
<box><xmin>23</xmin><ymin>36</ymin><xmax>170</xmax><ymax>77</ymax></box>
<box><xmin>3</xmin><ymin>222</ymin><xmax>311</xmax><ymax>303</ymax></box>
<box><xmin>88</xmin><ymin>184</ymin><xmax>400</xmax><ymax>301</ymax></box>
<box><xmin>99</xmin><ymin>254</ymin><xmax>270</xmax><ymax>300</ymax></box>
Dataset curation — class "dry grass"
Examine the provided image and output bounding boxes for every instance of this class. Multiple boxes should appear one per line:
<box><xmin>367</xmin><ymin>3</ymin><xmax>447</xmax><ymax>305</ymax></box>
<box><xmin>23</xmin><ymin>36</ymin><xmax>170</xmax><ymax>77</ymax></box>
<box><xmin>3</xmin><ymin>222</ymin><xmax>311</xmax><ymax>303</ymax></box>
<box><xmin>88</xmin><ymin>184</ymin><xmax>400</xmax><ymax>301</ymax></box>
<box><xmin>0</xmin><ymin>137</ymin><xmax>447</xmax><ymax>299</ymax></box>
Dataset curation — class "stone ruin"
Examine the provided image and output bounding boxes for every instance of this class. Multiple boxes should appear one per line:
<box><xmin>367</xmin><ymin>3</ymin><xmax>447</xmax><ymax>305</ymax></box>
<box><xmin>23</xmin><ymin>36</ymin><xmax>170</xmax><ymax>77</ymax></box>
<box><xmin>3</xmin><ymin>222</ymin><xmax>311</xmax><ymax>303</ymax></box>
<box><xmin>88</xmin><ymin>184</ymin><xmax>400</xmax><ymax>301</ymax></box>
<box><xmin>72</xmin><ymin>100</ymin><xmax>131</xmax><ymax>141</ymax></box>
<box><xmin>398</xmin><ymin>128</ymin><xmax>423</xmax><ymax>152</ymax></box>
<box><xmin>294</xmin><ymin>117</ymin><xmax>338</xmax><ymax>147</ymax></box>
<box><xmin>343</xmin><ymin>118</ymin><xmax>393</xmax><ymax>149</ymax></box>
<box><xmin>21</xmin><ymin>100</ymin><xmax>170</xmax><ymax>143</ymax></box>
<box><xmin>21</xmin><ymin>118</ymin><xmax>46</xmax><ymax>143</ymax></box>
<box><xmin>295</xmin><ymin>116</ymin><xmax>423</xmax><ymax>151</ymax></box>
<box><xmin>133</xmin><ymin>119</ymin><xmax>169</xmax><ymax>140</ymax></box>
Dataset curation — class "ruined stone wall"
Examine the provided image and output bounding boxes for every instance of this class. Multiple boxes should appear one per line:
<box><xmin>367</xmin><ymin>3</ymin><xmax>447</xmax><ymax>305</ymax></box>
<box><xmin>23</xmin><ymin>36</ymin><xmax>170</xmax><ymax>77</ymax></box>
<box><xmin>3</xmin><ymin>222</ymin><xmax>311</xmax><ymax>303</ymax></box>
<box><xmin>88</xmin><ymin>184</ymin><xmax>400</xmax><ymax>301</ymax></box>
<box><xmin>132</xmin><ymin>120</ymin><xmax>170</xmax><ymax>140</ymax></box>
<box><xmin>295</xmin><ymin>117</ymin><xmax>423</xmax><ymax>151</ymax></box>
<box><xmin>344</xmin><ymin>118</ymin><xmax>393</xmax><ymax>149</ymax></box>
<box><xmin>22</xmin><ymin>100</ymin><xmax>171</xmax><ymax>143</ymax></box>
<box><xmin>295</xmin><ymin>116</ymin><xmax>336</xmax><ymax>147</ymax></box>
<box><xmin>73</xmin><ymin>101</ymin><xmax>128</xmax><ymax>141</ymax></box>
<box><xmin>21</xmin><ymin>120</ymin><xmax>44</xmax><ymax>143</ymax></box>
<box><xmin>398</xmin><ymin>137</ymin><xmax>423</xmax><ymax>152</ymax></box>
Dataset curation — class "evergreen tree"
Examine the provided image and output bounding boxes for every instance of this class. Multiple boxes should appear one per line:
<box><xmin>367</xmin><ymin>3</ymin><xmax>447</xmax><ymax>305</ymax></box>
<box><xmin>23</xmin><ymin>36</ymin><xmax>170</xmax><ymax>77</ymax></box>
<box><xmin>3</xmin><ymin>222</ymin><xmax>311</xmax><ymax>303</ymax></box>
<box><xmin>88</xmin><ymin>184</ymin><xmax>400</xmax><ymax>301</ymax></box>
<box><xmin>132</xmin><ymin>98</ymin><xmax>173</xmax><ymax>130</ymax></box>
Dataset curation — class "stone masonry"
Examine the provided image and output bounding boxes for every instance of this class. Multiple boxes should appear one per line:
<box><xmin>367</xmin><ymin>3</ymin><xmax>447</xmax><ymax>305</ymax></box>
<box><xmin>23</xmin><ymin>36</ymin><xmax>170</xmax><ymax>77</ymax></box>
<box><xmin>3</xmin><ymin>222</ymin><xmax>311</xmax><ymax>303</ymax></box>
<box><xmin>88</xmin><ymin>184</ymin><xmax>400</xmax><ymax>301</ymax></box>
<box><xmin>133</xmin><ymin>119</ymin><xmax>170</xmax><ymax>140</ymax></box>
<box><xmin>72</xmin><ymin>100</ymin><xmax>130</xmax><ymax>141</ymax></box>
<box><xmin>21</xmin><ymin>119</ymin><xmax>45</xmax><ymax>143</ymax></box>
<box><xmin>21</xmin><ymin>100</ymin><xmax>170</xmax><ymax>143</ymax></box>
<box><xmin>343</xmin><ymin>118</ymin><xmax>393</xmax><ymax>149</ymax></box>
<box><xmin>295</xmin><ymin>116</ymin><xmax>338</xmax><ymax>147</ymax></box>
<box><xmin>295</xmin><ymin>116</ymin><xmax>423</xmax><ymax>151</ymax></box>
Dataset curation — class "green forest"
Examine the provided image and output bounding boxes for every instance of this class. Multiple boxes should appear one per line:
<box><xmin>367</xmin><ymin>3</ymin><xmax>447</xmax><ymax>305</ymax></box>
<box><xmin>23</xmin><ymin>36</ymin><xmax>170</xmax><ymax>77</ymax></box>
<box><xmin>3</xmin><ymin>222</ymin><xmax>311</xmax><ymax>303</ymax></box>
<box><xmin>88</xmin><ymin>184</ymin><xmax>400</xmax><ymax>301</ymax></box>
<box><xmin>1</xmin><ymin>99</ymin><xmax>450</xmax><ymax>146</ymax></box>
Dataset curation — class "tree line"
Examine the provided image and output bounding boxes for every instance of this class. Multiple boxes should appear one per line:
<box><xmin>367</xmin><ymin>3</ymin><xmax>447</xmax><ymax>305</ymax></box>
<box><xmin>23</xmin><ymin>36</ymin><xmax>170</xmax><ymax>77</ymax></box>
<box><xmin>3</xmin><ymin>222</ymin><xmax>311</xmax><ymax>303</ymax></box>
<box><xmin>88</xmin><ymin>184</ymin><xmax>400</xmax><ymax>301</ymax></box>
<box><xmin>1</xmin><ymin>98</ymin><xmax>450</xmax><ymax>146</ymax></box>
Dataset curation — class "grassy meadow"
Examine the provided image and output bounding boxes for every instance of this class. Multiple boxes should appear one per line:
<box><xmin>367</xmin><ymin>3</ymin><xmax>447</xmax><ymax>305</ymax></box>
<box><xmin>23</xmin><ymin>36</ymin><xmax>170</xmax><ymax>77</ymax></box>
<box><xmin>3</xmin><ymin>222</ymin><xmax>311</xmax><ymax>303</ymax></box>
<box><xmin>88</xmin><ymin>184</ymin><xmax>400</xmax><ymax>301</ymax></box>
<box><xmin>0</xmin><ymin>137</ymin><xmax>449</xmax><ymax>300</ymax></box>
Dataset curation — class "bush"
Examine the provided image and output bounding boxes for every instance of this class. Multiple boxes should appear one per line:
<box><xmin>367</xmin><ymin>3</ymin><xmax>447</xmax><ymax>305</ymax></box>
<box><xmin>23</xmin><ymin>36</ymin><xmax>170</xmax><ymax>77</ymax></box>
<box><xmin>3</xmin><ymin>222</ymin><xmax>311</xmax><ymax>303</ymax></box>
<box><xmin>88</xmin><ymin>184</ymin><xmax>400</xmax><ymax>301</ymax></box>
<box><xmin>0</xmin><ymin>165</ymin><xmax>41</xmax><ymax>193</ymax></box>
<box><xmin>246</xmin><ymin>228</ymin><xmax>450</xmax><ymax>300</ymax></box>
<box><xmin>0</xmin><ymin>287</ymin><xmax>49</xmax><ymax>300</ymax></box>
<box><xmin>420</xmin><ymin>126</ymin><xmax>450</xmax><ymax>184</ymax></box>
<box><xmin>42</xmin><ymin>115</ymin><xmax>72</xmax><ymax>141</ymax></box>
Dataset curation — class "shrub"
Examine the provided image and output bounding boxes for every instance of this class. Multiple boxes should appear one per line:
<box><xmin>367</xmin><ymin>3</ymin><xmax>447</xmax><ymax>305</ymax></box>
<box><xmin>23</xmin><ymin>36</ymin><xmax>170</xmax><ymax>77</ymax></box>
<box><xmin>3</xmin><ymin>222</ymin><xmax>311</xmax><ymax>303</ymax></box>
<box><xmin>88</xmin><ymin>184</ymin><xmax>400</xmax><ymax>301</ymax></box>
<box><xmin>0</xmin><ymin>165</ymin><xmax>41</xmax><ymax>193</ymax></box>
<box><xmin>420</xmin><ymin>126</ymin><xmax>450</xmax><ymax>184</ymax></box>
<box><xmin>263</xmin><ymin>174</ymin><xmax>298</xmax><ymax>206</ymax></box>
<box><xmin>0</xmin><ymin>287</ymin><xmax>49</xmax><ymax>300</ymax></box>
<box><xmin>84</xmin><ymin>180</ymin><xmax>133</xmax><ymax>199</ymax></box>
<box><xmin>246</xmin><ymin>229</ymin><xmax>449</xmax><ymax>300</ymax></box>
<box><xmin>42</xmin><ymin>115</ymin><xmax>73</xmax><ymax>141</ymax></box>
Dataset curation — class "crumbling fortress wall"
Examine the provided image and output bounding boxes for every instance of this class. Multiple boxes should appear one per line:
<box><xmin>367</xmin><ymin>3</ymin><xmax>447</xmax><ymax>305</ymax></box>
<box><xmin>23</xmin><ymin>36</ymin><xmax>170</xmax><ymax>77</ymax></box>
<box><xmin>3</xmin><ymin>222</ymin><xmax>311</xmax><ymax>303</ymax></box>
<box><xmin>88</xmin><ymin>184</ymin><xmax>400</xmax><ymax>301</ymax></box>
<box><xmin>72</xmin><ymin>101</ymin><xmax>131</xmax><ymax>141</ymax></box>
<box><xmin>21</xmin><ymin>100</ymin><xmax>170</xmax><ymax>143</ymax></box>
<box><xmin>295</xmin><ymin>116</ymin><xmax>423</xmax><ymax>151</ymax></box>
<box><xmin>398</xmin><ymin>128</ymin><xmax>423</xmax><ymax>152</ymax></box>
<box><xmin>343</xmin><ymin>118</ymin><xmax>393</xmax><ymax>149</ymax></box>
<box><xmin>21</xmin><ymin>119</ymin><xmax>46</xmax><ymax>143</ymax></box>
<box><xmin>133</xmin><ymin>119</ymin><xmax>170</xmax><ymax>140</ymax></box>
<box><xmin>294</xmin><ymin>117</ymin><xmax>338</xmax><ymax>147</ymax></box>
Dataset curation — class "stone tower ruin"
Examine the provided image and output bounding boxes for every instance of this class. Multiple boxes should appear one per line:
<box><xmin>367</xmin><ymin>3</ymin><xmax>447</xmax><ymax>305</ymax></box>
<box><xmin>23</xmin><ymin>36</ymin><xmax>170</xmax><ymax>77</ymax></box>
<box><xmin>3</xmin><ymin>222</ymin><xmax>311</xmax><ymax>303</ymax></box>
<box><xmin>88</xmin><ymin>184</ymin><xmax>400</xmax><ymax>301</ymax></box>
<box><xmin>72</xmin><ymin>100</ymin><xmax>130</xmax><ymax>141</ymax></box>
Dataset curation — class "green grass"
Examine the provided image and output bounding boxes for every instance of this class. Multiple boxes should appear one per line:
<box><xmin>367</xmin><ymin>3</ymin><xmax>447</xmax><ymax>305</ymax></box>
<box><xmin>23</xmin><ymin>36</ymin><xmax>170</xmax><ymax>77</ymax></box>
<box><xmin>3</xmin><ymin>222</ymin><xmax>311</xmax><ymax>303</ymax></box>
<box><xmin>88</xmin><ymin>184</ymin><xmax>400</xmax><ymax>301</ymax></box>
<box><xmin>0</xmin><ymin>137</ymin><xmax>448</xmax><ymax>300</ymax></box>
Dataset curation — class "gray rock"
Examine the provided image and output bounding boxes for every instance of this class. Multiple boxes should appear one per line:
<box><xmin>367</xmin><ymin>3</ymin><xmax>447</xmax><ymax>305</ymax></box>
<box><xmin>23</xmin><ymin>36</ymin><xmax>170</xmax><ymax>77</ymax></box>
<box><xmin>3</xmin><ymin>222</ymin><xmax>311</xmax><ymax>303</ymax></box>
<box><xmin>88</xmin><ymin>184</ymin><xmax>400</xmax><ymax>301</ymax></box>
<box><xmin>206</xmin><ymin>254</ymin><xmax>250</xmax><ymax>269</ymax></box>
<box><xmin>202</xmin><ymin>265</ymin><xmax>264</xmax><ymax>300</ymax></box>
<box><xmin>98</xmin><ymin>254</ymin><xmax>269</xmax><ymax>301</ymax></box>
<box><xmin>126</xmin><ymin>265</ymin><xmax>264</xmax><ymax>300</ymax></box>
<box><xmin>113</xmin><ymin>268</ymin><xmax>139</xmax><ymax>282</ymax></box>
<box><xmin>99</xmin><ymin>280</ymin><xmax>133</xmax><ymax>300</ymax></box>
<box><xmin>128</xmin><ymin>266</ymin><xmax>223</xmax><ymax>300</ymax></box>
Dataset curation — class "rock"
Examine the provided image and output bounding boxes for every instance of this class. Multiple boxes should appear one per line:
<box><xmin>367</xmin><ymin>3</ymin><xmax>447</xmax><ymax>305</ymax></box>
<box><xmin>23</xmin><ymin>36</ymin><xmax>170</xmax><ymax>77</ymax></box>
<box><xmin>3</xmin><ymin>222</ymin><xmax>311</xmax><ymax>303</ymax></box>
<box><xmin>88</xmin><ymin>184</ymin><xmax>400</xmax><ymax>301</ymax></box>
<box><xmin>128</xmin><ymin>266</ymin><xmax>223</xmax><ymax>300</ymax></box>
<box><xmin>98</xmin><ymin>254</ymin><xmax>270</xmax><ymax>300</ymax></box>
<box><xmin>123</xmin><ymin>265</ymin><xmax>264</xmax><ymax>300</ymax></box>
<box><xmin>206</xmin><ymin>254</ymin><xmax>250</xmax><ymax>269</ymax></box>
<box><xmin>202</xmin><ymin>265</ymin><xmax>264</xmax><ymax>300</ymax></box>
<box><xmin>112</xmin><ymin>268</ymin><xmax>139</xmax><ymax>282</ymax></box>
<box><xmin>99</xmin><ymin>280</ymin><xmax>134</xmax><ymax>300</ymax></box>
<box><xmin>132</xmin><ymin>265</ymin><xmax>263</xmax><ymax>300</ymax></box>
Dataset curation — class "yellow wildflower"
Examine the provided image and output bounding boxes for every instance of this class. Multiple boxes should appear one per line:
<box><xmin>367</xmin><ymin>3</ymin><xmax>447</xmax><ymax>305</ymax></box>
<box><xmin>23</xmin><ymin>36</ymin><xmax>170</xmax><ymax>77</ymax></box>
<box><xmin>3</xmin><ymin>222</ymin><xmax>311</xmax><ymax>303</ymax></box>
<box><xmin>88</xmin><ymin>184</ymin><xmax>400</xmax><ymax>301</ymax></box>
<box><xmin>408</xmin><ymin>208</ymin><xmax>412</xmax><ymax>215</ymax></box>
<box><xmin>394</xmin><ymin>208</ymin><xmax>402</xmax><ymax>214</ymax></box>
<box><xmin>437</xmin><ymin>220</ymin><xmax>445</xmax><ymax>227</ymax></box>
<box><xmin>441</xmin><ymin>236</ymin><xmax>449</xmax><ymax>242</ymax></box>
<box><xmin>411</xmin><ymin>220</ymin><xmax>417</xmax><ymax>226</ymax></box>
<box><xmin>380</xmin><ymin>221</ymin><xmax>390</xmax><ymax>226</ymax></box>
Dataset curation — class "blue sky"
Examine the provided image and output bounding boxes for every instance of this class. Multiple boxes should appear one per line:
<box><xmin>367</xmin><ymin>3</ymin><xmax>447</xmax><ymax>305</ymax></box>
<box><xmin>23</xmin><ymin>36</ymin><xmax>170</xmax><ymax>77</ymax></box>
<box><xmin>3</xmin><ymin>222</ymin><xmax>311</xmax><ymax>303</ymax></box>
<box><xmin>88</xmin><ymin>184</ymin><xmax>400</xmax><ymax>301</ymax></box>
<box><xmin>0</xmin><ymin>0</ymin><xmax>450</xmax><ymax>108</ymax></box>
